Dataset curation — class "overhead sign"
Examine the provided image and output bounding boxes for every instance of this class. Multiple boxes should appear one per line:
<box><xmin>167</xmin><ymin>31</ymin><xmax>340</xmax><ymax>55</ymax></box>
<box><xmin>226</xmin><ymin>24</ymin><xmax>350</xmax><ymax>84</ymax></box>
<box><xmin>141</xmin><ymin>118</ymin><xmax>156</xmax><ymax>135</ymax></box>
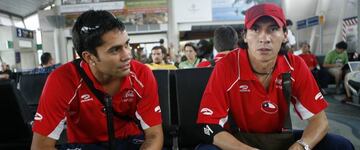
<box><xmin>16</xmin><ymin>28</ymin><xmax>34</xmax><ymax>39</ymax></box>
<box><xmin>307</xmin><ymin>16</ymin><xmax>319</xmax><ymax>27</ymax></box>
<box><xmin>296</xmin><ymin>20</ymin><xmax>307</xmax><ymax>30</ymax></box>
<box><xmin>297</xmin><ymin>16</ymin><xmax>320</xmax><ymax>29</ymax></box>
<box><xmin>60</xmin><ymin>1</ymin><xmax>124</xmax><ymax>13</ymax></box>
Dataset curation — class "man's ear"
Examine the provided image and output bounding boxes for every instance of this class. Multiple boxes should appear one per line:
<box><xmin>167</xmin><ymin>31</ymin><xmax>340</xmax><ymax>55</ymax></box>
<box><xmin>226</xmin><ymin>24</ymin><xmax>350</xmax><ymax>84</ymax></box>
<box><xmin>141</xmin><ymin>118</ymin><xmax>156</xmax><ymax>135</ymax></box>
<box><xmin>82</xmin><ymin>51</ymin><xmax>93</xmax><ymax>64</ymax></box>
<box><xmin>283</xmin><ymin>32</ymin><xmax>288</xmax><ymax>43</ymax></box>
<box><xmin>243</xmin><ymin>34</ymin><xmax>247</xmax><ymax>43</ymax></box>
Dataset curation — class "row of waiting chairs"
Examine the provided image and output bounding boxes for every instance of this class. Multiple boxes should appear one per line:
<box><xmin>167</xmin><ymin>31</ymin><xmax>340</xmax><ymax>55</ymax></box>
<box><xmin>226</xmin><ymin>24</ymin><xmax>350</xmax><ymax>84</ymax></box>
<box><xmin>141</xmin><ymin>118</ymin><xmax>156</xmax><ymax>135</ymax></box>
<box><xmin>0</xmin><ymin>68</ymin><xmax>214</xmax><ymax>149</ymax></box>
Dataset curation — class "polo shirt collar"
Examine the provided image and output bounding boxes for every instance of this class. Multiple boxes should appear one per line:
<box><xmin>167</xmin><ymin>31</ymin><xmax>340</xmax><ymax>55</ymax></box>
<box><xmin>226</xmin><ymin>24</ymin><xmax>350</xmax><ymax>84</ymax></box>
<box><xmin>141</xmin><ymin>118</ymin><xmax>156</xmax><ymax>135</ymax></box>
<box><xmin>239</xmin><ymin>49</ymin><xmax>293</xmax><ymax>81</ymax></box>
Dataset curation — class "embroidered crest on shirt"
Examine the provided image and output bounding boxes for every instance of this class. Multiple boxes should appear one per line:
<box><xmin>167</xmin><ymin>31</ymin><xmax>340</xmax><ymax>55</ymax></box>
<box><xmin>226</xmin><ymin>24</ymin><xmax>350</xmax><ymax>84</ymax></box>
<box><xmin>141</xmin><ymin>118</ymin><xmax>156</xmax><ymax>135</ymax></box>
<box><xmin>261</xmin><ymin>101</ymin><xmax>278</xmax><ymax>114</ymax></box>
<box><xmin>122</xmin><ymin>90</ymin><xmax>135</xmax><ymax>102</ymax></box>
<box><xmin>239</xmin><ymin>84</ymin><xmax>250</xmax><ymax>92</ymax></box>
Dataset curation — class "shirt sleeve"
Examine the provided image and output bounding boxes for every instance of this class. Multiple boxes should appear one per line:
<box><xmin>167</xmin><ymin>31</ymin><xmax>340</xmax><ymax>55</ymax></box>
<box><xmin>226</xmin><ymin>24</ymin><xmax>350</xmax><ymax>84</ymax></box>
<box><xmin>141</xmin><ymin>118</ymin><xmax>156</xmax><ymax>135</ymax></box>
<box><xmin>292</xmin><ymin>57</ymin><xmax>328</xmax><ymax>120</ymax></box>
<box><xmin>135</xmin><ymin>66</ymin><xmax>162</xmax><ymax>130</ymax></box>
<box><xmin>32</xmin><ymin>71</ymin><xmax>74</xmax><ymax>140</ymax></box>
<box><xmin>324</xmin><ymin>52</ymin><xmax>331</xmax><ymax>64</ymax></box>
<box><xmin>197</xmin><ymin>61</ymin><xmax>230</xmax><ymax>126</ymax></box>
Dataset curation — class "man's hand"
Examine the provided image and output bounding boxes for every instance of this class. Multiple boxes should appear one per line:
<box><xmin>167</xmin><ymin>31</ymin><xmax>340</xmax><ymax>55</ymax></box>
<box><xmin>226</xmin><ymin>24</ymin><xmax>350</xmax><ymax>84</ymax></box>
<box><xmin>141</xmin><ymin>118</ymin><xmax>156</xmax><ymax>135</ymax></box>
<box><xmin>288</xmin><ymin>142</ymin><xmax>305</xmax><ymax>150</ymax></box>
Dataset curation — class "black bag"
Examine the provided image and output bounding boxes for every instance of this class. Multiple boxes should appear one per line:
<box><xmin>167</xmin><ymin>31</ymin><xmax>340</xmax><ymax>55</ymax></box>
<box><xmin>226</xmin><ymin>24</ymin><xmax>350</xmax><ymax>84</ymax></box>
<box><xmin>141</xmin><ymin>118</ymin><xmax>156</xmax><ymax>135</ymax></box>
<box><xmin>231</xmin><ymin>73</ymin><xmax>295</xmax><ymax>150</ymax></box>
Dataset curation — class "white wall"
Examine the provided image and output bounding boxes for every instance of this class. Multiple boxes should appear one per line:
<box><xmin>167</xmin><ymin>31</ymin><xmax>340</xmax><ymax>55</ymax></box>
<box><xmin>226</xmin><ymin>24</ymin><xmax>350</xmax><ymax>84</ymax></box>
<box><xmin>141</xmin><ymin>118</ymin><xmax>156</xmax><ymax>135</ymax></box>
<box><xmin>0</xmin><ymin>26</ymin><xmax>13</xmax><ymax>51</ymax></box>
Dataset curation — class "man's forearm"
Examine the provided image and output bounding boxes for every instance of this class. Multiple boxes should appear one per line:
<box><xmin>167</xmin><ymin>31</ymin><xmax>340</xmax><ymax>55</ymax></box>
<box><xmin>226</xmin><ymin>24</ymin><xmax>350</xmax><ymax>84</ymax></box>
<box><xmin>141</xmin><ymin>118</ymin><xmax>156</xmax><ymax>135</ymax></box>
<box><xmin>298</xmin><ymin>111</ymin><xmax>329</xmax><ymax>149</ymax></box>
<box><xmin>140</xmin><ymin>133</ymin><xmax>163</xmax><ymax>150</ymax></box>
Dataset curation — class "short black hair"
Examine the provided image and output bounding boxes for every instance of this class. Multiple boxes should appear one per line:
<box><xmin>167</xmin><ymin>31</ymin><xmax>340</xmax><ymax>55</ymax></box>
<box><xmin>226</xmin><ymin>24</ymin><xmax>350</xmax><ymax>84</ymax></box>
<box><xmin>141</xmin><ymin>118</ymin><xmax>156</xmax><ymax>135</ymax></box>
<box><xmin>41</xmin><ymin>52</ymin><xmax>52</xmax><ymax>66</ymax></box>
<box><xmin>336</xmin><ymin>41</ymin><xmax>347</xmax><ymax>49</ymax></box>
<box><xmin>214</xmin><ymin>26</ymin><xmax>238</xmax><ymax>52</ymax></box>
<box><xmin>300</xmin><ymin>41</ymin><xmax>310</xmax><ymax>48</ymax></box>
<box><xmin>286</xmin><ymin>19</ymin><xmax>293</xmax><ymax>26</ymax></box>
<box><xmin>151</xmin><ymin>46</ymin><xmax>168</xmax><ymax>63</ymax></box>
<box><xmin>72</xmin><ymin>10</ymin><xmax>125</xmax><ymax>59</ymax></box>
<box><xmin>184</xmin><ymin>42</ymin><xmax>198</xmax><ymax>52</ymax></box>
<box><xmin>151</xmin><ymin>46</ymin><xmax>167</xmax><ymax>55</ymax></box>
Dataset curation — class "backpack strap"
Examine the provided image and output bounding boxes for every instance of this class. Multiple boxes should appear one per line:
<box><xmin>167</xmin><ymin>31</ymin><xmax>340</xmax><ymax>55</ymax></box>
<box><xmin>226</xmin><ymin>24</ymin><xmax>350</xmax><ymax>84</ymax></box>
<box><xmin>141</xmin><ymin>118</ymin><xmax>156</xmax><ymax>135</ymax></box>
<box><xmin>72</xmin><ymin>59</ymin><xmax>144</xmax><ymax>150</ymax></box>
<box><xmin>281</xmin><ymin>72</ymin><xmax>293</xmax><ymax>132</ymax></box>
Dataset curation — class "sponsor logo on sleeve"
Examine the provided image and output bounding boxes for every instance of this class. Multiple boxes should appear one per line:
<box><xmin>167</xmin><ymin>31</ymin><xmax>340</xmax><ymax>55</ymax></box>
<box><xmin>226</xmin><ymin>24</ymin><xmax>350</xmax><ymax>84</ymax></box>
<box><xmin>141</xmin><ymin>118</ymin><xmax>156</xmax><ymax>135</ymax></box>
<box><xmin>200</xmin><ymin>108</ymin><xmax>213</xmax><ymax>116</ymax></box>
<box><xmin>315</xmin><ymin>92</ymin><xmax>324</xmax><ymax>101</ymax></box>
<box><xmin>154</xmin><ymin>106</ymin><xmax>161</xmax><ymax>113</ymax></box>
<box><xmin>34</xmin><ymin>112</ymin><xmax>43</xmax><ymax>121</ymax></box>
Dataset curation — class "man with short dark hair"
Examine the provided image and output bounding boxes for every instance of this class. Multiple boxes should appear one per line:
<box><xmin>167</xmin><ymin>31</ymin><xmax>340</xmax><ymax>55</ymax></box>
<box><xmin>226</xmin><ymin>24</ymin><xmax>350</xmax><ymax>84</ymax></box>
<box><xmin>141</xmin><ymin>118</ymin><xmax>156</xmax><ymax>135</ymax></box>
<box><xmin>40</xmin><ymin>52</ymin><xmax>55</xmax><ymax>67</ymax></box>
<box><xmin>146</xmin><ymin>46</ymin><xmax>177</xmax><ymax>70</ymax></box>
<box><xmin>196</xmin><ymin>3</ymin><xmax>353</xmax><ymax>150</ymax></box>
<box><xmin>31</xmin><ymin>52</ymin><xmax>57</xmax><ymax>74</ymax></box>
<box><xmin>197</xmin><ymin>26</ymin><xmax>239</xmax><ymax>68</ymax></box>
<box><xmin>31</xmin><ymin>10</ymin><xmax>163</xmax><ymax>150</ymax></box>
<box><xmin>323</xmin><ymin>41</ymin><xmax>349</xmax><ymax>94</ymax></box>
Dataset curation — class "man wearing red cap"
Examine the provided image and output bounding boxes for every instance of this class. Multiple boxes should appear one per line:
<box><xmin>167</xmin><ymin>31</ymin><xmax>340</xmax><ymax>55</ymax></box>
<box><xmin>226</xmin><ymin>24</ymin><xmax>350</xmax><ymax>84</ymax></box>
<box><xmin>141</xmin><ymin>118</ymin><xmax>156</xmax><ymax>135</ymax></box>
<box><xmin>196</xmin><ymin>3</ymin><xmax>353</xmax><ymax>150</ymax></box>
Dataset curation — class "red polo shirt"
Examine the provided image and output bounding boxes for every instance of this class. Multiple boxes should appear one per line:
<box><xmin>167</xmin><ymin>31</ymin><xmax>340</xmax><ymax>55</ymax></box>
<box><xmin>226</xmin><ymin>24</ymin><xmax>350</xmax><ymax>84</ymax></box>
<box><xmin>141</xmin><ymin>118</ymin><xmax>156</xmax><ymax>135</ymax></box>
<box><xmin>197</xmin><ymin>48</ymin><xmax>327</xmax><ymax>133</ymax></box>
<box><xmin>197</xmin><ymin>53</ymin><xmax>228</xmax><ymax>68</ymax></box>
<box><xmin>32</xmin><ymin>60</ymin><xmax>162</xmax><ymax>143</ymax></box>
<box><xmin>299</xmin><ymin>53</ymin><xmax>318</xmax><ymax>69</ymax></box>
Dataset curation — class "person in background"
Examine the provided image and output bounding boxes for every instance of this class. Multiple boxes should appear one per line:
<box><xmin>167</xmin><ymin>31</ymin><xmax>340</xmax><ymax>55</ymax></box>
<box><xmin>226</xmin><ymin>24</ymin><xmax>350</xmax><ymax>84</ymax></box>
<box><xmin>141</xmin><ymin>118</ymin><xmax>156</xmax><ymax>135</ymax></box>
<box><xmin>197</xmin><ymin>39</ymin><xmax>213</xmax><ymax>61</ymax></box>
<box><xmin>146</xmin><ymin>46</ymin><xmax>177</xmax><ymax>70</ymax></box>
<box><xmin>197</xmin><ymin>26</ymin><xmax>239</xmax><ymax>68</ymax></box>
<box><xmin>30</xmin><ymin>52</ymin><xmax>57</xmax><ymax>74</ymax></box>
<box><xmin>196</xmin><ymin>3</ymin><xmax>353</xmax><ymax>150</ymax></box>
<box><xmin>323</xmin><ymin>41</ymin><xmax>349</xmax><ymax>94</ymax></box>
<box><xmin>299</xmin><ymin>42</ymin><xmax>319</xmax><ymax>76</ymax></box>
<box><xmin>286</xmin><ymin>19</ymin><xmax>297</xmax><ymax>54</ymax></box>
<box><xmin>0</xmin><ymin>63</ymin><xmax>12</xmax><ymax>80</ymax></box>
<box><xmin>342</xmin><ymin>71</ymin><xmax>360</xmax><ymax>103</ymax></box>
<box><xmin>31</xmin><ymin>10</ymin><xmax>163</xmax><ymax>150</ymax></box>
<box><xmin>178</xmin><ymin>42</ymin><xmax>204</xmax><ymax>69</ymax></box>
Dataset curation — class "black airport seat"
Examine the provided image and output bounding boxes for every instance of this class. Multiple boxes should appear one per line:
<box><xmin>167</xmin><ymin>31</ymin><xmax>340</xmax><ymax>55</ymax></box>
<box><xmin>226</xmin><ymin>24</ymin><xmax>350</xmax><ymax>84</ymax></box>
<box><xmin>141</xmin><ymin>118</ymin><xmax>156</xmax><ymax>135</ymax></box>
<box><xmin>0</xmin><ymin>80</ymin><xmax>33</xmax><ymax>149</ymax></box>
<box><xmin>174</xmin><ymin>68</ymin><xmax>213</xmax><ymax>148</ymax></box>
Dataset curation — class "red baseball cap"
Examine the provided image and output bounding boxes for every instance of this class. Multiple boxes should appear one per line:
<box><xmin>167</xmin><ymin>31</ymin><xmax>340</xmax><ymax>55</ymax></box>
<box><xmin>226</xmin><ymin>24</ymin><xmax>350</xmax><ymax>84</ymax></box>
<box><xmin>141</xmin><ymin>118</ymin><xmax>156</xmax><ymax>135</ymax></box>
<box><xmin>245</xmin><ymin>3</ymin><xmax>286</xmax><ymax>29</ymax></box>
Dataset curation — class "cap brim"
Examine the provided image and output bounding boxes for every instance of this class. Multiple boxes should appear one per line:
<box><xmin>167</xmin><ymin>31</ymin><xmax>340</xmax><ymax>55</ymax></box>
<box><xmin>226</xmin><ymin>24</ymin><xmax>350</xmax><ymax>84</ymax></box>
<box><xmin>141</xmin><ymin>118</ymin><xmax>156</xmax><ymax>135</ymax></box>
<box><xmin>246</xmin><ymin>15</ymin><xmax>284</xmax><ymax>29</ymax></box>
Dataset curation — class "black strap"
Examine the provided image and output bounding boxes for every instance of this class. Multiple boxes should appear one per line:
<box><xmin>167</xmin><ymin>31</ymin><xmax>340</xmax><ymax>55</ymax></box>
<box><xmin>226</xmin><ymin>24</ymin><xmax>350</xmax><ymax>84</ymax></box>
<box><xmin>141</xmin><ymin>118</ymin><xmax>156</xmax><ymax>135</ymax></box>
<box><xmin>72</xmin><ymin>59</ymin><xmax>134</xmax><ymax>121</ymax></box>
<box><xmin>282</xmin><ymin>72</ymin><xmax>293</xmax><ymax>132</ymax></box>
<box><xmin>229</xmin><ymin>72</ymin><xmax>293</xmax><ymax>134</ymax></box>
<box><xmin>209</xmin><ymin>59</ymin><xmax>216</xmax><ymax>67</ymax></box>
<box><xmin>72</xmin><ymin>59</ymin><xmax>141</xmax><ymax>150</ymax></box>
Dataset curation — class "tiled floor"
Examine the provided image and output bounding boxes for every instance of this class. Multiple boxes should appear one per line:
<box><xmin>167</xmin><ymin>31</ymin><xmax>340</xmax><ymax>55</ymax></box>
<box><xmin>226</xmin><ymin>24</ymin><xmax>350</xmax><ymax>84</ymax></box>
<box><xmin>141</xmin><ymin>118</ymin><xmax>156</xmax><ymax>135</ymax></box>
<box><xmin>291</xmin><ymin>93</ymin><xmax>360</xmax><ymax>150</ymax></box>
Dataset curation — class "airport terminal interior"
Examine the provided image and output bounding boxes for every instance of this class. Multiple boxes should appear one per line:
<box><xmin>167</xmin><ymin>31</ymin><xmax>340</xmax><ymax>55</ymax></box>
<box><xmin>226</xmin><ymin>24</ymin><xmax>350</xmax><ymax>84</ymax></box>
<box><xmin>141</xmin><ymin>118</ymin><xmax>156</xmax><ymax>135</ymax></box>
<box><xmin>0</xmin><ymin>0</ymin><xmax>360</xmax><ymax>149</ymax></box>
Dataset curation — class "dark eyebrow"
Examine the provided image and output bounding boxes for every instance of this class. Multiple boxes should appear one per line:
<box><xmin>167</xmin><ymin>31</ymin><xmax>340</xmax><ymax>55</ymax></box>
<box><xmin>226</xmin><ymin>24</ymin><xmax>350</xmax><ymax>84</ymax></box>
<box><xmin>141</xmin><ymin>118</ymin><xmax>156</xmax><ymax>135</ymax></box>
<box><xmin>107</xmin><ymin>39</ymin><xmax>130</xmax><ymax>52</ymax></box>
<box><xmin>269</xmin><ymin>24</ymin><xmax>280</xmax><ymax>28</ymax></box>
